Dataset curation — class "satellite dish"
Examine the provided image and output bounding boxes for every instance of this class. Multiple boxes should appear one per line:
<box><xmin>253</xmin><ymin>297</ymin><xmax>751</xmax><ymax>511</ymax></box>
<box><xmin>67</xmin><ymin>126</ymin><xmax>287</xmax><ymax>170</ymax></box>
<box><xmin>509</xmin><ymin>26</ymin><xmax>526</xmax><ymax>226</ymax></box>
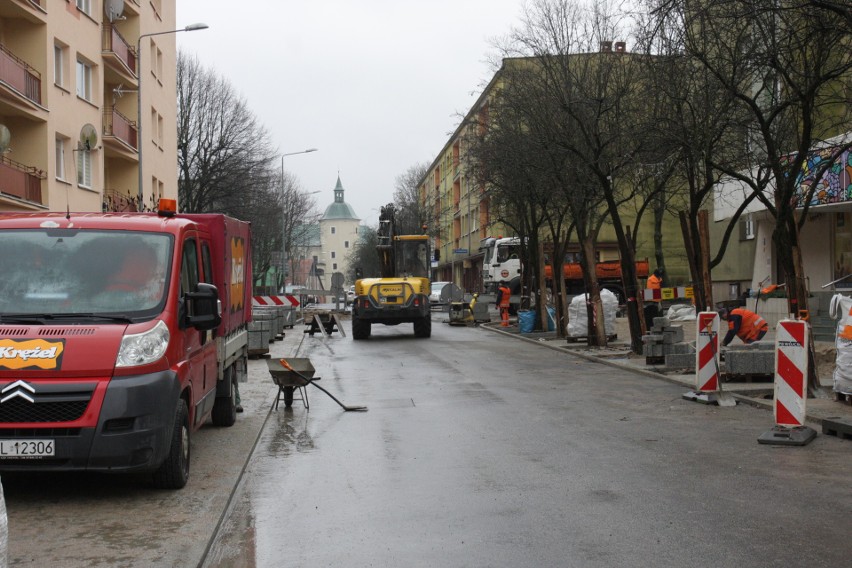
<box><xmin>104</xmin><ymin>0</ymin><xmax>125</xmax><ymax>22</ymax></box>
<box><xmin>79</xmin><ymin>124</ymin><xmax>98</xmax><ymax>151</ymax></box>
<box><xmin>0</xmin><ymin>124</ymin><xmax>10</xmax><ymax>153</ymax></box>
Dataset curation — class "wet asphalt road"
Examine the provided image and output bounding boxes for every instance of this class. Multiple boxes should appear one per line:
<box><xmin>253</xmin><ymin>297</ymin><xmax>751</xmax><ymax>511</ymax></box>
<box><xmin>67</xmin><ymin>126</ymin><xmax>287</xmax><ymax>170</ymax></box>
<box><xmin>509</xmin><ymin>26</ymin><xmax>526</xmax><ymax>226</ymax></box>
<box><xmin>2</xmin><ymin>312</ymin><xmax>850</xmax><ymax>567</ymax></box>
<box><xmin>205</xmin><ymin>317</ymin><xmax>852</xmax><ymax>568</ymax></box>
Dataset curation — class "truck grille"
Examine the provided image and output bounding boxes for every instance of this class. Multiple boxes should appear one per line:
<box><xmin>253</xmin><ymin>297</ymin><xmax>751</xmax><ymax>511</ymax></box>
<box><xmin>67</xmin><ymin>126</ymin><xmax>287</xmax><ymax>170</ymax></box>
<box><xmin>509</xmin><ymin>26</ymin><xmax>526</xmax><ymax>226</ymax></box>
<box><xmin>0</xmin><ymin>399</ymin><xmax>90</xmax><ymax>423</ymax></box>
<box><xmin>0</xmin><ymin>382</ymin><xmax>96</xmax><ymax>423</ymax></box>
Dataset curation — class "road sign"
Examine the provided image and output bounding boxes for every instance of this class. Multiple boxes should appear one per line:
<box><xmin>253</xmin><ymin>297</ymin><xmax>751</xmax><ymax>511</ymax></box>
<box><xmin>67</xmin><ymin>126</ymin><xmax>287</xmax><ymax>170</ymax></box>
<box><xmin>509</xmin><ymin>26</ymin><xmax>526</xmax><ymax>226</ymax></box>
<box><xmin>453</xmin><ymin>248</ymin><xmax>468</xmax><ymax>254</ymax></box>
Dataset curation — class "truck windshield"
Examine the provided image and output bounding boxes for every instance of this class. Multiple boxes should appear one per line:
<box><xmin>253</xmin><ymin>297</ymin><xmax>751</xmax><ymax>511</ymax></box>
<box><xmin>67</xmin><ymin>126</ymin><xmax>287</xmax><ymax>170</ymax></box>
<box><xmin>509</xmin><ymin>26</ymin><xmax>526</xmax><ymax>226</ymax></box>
<box><xmin>0</xmin><ymin>230</ymin><xmax>172</xmax><ymax>318</ymax></box>
<box><xmin>496</xmin><ymin>244</ymin><xmax>520</xmax><ymax>263</ymax></box>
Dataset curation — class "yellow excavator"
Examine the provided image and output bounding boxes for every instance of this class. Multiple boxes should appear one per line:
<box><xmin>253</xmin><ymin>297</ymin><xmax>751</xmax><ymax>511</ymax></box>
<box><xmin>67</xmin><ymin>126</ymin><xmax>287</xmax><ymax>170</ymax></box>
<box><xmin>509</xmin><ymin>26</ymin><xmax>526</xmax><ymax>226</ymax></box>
<box><xmin>351</xmin><ymin>204</ymin><xmax>431</xmax><ymax>339</ymax></box>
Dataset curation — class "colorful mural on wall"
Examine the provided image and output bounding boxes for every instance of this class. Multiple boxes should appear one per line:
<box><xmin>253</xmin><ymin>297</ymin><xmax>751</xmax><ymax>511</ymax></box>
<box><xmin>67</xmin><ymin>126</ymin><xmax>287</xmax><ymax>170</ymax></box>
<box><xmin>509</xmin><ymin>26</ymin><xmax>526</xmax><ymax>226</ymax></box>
<box><xmin>789</xmin><ymin>144</ymin><xmax>852</xmax><ymax>206</ymax></box>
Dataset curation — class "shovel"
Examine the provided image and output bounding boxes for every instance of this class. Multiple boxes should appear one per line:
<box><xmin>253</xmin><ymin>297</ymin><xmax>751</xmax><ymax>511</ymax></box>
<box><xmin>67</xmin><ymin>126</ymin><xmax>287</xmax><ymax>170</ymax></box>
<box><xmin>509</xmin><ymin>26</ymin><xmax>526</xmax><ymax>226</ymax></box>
<box><xmin>705</xmin><ymin>322</ymin><xmax>736</xmax><ymax>407</ymax></box>
<box><xmin>279</xmin><ymin>358</ymin><xmax>368</xmax><ymax>412</ymax></box>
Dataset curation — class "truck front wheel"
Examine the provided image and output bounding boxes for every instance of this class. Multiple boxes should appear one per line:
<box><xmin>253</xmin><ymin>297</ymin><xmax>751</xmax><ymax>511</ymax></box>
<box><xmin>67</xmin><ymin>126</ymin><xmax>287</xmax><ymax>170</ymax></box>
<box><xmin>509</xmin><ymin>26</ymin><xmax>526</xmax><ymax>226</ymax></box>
<box><xmin>153</xmin><ymin>399</ymin><xmax>190</xmax><ymax>490</ymax></box>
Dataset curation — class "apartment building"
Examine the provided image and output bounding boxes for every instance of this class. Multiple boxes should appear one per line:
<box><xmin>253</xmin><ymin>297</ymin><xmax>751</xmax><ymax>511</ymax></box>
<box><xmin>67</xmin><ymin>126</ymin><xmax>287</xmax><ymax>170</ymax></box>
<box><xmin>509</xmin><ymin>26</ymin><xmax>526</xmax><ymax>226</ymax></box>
<box><xmin>420</xmin><ymin>51</ymin><xmax>687</xmax><ymax>294</ymax></box>
<box><xmin>0</xmin><ymin>0</ymin><xmax>179</xmax><ymax>213</ymax></box>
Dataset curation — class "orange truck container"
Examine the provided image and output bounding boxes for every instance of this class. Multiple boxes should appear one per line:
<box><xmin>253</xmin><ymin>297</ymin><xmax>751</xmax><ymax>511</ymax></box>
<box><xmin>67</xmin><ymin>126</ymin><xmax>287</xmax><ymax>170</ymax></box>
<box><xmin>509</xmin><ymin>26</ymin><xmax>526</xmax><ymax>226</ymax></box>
<box><xmin>544</xmin><ymin>258</ymin><xmax>650</xmax><ymax>282</ymax></box>
<box><xmin>0</xmin><ymin>205</ymin><xmax>252</xmax><ymax>488</ymax></box>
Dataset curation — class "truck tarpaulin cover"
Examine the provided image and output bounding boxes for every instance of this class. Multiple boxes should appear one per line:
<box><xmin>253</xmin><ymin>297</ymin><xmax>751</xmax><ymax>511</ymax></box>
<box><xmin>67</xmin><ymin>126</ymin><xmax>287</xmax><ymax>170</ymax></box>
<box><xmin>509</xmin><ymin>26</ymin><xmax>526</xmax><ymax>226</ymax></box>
<box><xmin>184</xmin><ymin>214</ymin><xmax>253</xmax><ymax>334</ymax></box>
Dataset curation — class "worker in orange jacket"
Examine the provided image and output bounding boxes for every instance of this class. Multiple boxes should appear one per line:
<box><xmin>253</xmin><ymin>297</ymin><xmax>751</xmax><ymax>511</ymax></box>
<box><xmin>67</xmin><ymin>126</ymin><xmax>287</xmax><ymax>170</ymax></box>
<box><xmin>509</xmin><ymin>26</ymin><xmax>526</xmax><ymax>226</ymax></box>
<box><xmin>644</xmin><ymin>268</ymin><xmax>664</xmax><ymax>325</ymax></box>
<box><xmin>719</xmin><ymin>306</ymin><xmax>768</xmax><ymax>346</ymax></box>
<box><xmin>496</xmin><ymin>281</ymin><xmax>511</xmax><ymax>327</ymax></box>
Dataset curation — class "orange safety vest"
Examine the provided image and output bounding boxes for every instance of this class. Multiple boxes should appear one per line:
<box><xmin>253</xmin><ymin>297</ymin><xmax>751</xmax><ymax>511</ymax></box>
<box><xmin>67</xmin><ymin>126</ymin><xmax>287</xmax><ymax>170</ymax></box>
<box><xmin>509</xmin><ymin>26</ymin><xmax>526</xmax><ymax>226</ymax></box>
<box><xmin>647</xmin><ymin>273</ymin><xmax>662</xmax><ymax>302</ymax></box>
<box><xmin>729</xmin><ymin>308</ymin><xmax>768</xmax><ymax>342</ymax></box>
<box><xmin>498</xmin><ymin>286</ymin><xmax>511</xmax><ymax>308</ymax></box>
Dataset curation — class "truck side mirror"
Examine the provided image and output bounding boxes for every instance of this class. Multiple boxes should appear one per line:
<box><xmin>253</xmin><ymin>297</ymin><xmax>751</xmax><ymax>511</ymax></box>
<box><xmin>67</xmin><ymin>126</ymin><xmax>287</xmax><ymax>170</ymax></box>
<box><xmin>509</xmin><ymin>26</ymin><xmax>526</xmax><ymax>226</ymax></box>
<box><xmin>185</xmin><ymin>282</ymin><xmax>222</xmax><ymax>331</ymax></box>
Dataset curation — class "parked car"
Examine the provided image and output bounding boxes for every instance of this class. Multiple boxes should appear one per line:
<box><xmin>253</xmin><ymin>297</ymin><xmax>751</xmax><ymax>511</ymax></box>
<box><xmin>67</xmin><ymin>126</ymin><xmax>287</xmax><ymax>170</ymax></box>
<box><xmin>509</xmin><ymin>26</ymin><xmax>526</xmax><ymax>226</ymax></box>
<box><xmin>429</xmin><ymin>281</ymin><xmax>452</xmax><ymax>307</ymax></box>
<box><xmin>346</xmin><ymin>285</ymin><xmax>356</xmax><ymax>305</ymax></box>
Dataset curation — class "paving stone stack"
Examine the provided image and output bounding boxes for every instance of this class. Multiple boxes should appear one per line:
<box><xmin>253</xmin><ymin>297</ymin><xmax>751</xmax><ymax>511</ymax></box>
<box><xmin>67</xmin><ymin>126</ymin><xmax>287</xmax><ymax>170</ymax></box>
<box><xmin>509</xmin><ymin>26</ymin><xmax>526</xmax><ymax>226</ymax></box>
<box><xmin>642</xmin><ymin>317</ymin><xmax>693</xmax><ymax>368</ymax></box>
<box><xmin>723</xmin><ymin>342</ymin><xmax>775</xmax><ymax>378</ymax></box>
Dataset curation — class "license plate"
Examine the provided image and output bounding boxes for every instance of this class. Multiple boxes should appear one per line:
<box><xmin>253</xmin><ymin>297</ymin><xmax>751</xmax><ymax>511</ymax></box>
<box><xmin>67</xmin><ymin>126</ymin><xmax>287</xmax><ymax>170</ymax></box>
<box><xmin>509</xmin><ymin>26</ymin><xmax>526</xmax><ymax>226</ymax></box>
<box><xmin>0</xmin><ymin>439</ymin><xmax>55</xmax><ymax>458</ymax></box>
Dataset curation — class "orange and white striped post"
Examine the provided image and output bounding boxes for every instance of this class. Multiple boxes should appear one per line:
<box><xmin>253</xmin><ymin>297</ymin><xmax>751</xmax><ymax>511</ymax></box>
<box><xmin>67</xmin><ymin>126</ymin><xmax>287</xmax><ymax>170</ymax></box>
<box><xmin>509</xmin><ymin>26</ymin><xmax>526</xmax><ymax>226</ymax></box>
<box><xmin>683</xmin><ymin>311</ymin><xmax>736</xmax><ymax>406</ymax></box>
<box><xmin>758</xmin><ymin>318</ymin><xmax>817</xmax><ymax>445</ymax></box>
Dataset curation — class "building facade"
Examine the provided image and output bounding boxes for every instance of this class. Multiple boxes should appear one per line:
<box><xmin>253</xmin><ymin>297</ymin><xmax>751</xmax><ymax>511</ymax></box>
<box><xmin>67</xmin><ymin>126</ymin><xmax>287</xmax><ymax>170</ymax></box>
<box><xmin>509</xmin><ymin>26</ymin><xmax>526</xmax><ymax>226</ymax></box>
<box><xmin>0</xmin><ymin>0</ymin><xmax>179</xmax><ymax>213</ymax></box>
<box><xmin>318</xmin><ymin>176</ymin><xmax>360</xmax><ymax>289</ymax></box>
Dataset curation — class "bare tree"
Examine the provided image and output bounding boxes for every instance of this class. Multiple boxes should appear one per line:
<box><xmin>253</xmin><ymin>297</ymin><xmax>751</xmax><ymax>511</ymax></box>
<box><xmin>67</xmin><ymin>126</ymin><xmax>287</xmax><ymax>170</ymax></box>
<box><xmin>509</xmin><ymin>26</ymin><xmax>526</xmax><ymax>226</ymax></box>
<box><xmin>393</xmin><ymin>163</ymin><xmax>431</xmax><ymax>236</ymax></box>
<box><xmin>464</xmin><ymin>65</ymin><xmax>558</xmax><ymax>333</ymax></box>
<box><xmin>499</xmin><ymin>0</ymin><xmax>654</xmax><ymax>349</ymax></box>
<box><xmin>635</xmin><ymin>0</ymin><xmax>760</xmax><ymax>313</ymax></box>
<box><xmin>345</xmin><ymin>224</ymin><xmax>381</xmax><ymax>281</ymax></box>
<box><xmin>279</xmin><ymin>170</ymin><xmax>321</xmax><ymax>291</ymax></box>
<box><xmin>670</xmin><ymin>0</ymin><xmax>852</xmax><ymax>390</ymax></box>
<box><xmin>176</xmin><ymin>51</ymin><xmax>278</xmax><ymax>215</ymax></box>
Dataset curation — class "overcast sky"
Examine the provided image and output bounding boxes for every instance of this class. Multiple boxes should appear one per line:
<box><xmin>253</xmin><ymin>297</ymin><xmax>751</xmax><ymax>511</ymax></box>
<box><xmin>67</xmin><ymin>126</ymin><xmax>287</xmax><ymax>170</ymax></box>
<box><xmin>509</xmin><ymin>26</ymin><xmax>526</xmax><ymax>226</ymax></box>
<box><xmin>176</xmin><ymin>0</ymin><xmax>525</xmax><ymax>225</ymax></box>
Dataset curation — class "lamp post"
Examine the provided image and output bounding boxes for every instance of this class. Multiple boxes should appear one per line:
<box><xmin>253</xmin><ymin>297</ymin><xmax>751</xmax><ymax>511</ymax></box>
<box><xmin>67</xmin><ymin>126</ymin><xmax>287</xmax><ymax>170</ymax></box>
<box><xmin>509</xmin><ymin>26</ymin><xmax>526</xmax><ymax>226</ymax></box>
<box><xmin>137</xmin><ymin>23</ymin><xmax>208</xmax><ymax>205</ymax></box>
<box><xmin>279</xmin><ymin>149</ymin><xmax>318</xmax><ymax>289</ymax></box>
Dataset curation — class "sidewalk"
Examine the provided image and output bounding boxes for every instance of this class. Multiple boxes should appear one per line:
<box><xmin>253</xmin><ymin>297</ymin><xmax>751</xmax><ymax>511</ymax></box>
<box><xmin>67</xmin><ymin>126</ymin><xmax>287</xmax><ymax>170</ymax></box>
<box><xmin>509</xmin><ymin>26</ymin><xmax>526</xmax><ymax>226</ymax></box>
<box><xmin>466</xmin><ymin>310</ymin><xmax>852</xmax><ymax>434</ymax></box>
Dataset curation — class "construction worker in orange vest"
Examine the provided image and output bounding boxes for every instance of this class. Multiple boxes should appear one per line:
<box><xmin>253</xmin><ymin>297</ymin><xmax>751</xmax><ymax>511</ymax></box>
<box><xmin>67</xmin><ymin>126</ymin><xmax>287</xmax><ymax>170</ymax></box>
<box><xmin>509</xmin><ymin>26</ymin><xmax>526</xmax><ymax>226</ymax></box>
<box><xmin>496</xmin><ymin>281</ymin><xmax>511</xmax><ymax>327</ymax></box>
<box><xmin>718</xmin><ymin>306</ymin><xmax>768</xmax><ymax>346</ymax></box>
<box><xmin>644</xmin><ymin>268</ymin><xmax>664</xmax><ymax>326</ymax></box>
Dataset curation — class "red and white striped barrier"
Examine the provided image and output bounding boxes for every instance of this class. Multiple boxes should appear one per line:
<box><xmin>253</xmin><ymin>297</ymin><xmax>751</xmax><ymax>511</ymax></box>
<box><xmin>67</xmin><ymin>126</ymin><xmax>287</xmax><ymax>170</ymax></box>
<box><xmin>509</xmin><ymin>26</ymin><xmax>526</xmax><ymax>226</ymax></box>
<box><xmin>252</xmin><ymin>295</ymin><xmax>300</xmax><ymax>308</ymax></box>
<box><xmin>773</xmin><ymin>319</ymin><xmax>808</xmax><ymax>427</ymax></box>
<box><xmin>683</xmin><ymin>311</ymin><xmax>735</xmax><ymax>406</ymax></box>
<box><xmin>758</xmin><ymin>318</ymin><xmax>816</xmax><ymax>445</ymax></box>
<box><xmin>695</xmin><ymin>311</ymin><xmax>720</xmax><ymax>393</ymax></box>
<box><xmin>643</xmin><ymin>286</ymin><xmax>694</xmax><ymax>302</ymax></box>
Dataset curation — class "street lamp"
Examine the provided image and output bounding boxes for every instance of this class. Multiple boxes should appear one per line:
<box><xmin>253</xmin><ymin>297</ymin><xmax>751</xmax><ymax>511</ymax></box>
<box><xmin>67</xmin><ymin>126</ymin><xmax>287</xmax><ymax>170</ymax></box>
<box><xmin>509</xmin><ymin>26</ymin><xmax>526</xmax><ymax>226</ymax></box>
<box><xmin>280</xmin><ymin>149</ymin><xmax>318</xmax><ymax>290</ymax></box>
<box><xmin>137</xmin><ymin>23</ymin><xmax>209</xmax><ymax>204</ymax></box>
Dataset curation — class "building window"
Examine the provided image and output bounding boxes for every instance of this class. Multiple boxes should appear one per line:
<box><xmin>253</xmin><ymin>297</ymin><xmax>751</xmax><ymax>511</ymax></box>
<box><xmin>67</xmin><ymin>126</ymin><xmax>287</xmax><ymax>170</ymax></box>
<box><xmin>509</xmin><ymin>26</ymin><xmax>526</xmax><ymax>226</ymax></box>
<box><xmin>331</xmin><ymin>227</ymin><xmax>336</xmax><ymax>235</ymax></box>
<box><xmin>77</xmin><ymin>148</ymin><xmax>92</xmax><ymax>188</ymax></box>
<box><xmin>333</xmin><ymin>263</ymin><xmax>338</xmax><ymax>271</ymax></box>
<box><xmin>76</xmin><ymin>59</ymin><xmax>92</xmax><ymax>101</ymax></box>
<box><xmin>331</xmin><ymin>251</ymin><xmax>336</xmax><ymax>259</ymax></box>
<box><xmin>156</xmin><ymin>47</ymin><xmax>164</xmax><ymax>81</ymax></box>
<box><xmin>344</xmin><ymin>240</ymin><xmax>350</xmax><ymax>248</ymax></box>
<box><xmin>54</xmin><ymin>44</ymin><xmax>66</xmax><ymax>88</ymax></box>
<box><xmin>157</xmin><ymin>113</ymin><xmax>164</xmax><ymax>147</ymax></box>
<box><xmin>76</xmin><ymin>0</ymin><xmax>91</xmax><ymax>16</ymax></box>
<box><xmin>740</xmin><ymin>214</ymin><xmax>756</xmax><ymax>241</ymax></box>
<box><xmin>55</xmin><ymin>137</ymin><xmax>67</xmax><ymax>181</ymax></box>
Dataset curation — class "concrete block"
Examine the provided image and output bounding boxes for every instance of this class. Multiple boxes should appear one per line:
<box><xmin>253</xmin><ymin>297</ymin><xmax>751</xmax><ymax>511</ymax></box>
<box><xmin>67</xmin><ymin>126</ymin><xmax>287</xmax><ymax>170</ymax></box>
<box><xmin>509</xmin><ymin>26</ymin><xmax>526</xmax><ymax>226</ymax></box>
<box><xmin>667</xmin><ymin>342</ymin><xmax>695</xmax><ymax>355</ymax></box>
<box><xmin>665</xmin><ymin>353</ymin><xmax>696</xmax><ymax>370</ymax></box>
<box><xmin>644</xmin><ymin>344</ymin><xmax>664</xmax><ymax>357</ymax></box>
<box><xmin>642</xmin><ymin>334</ymin><xmax>664</xmax><ymax>344</ymax></box>
<box><xmin>662</xmin><ymin>327</ymin><xmax>685</xmax><ymax>344</ymax></box>
<box><xmin>726</xmin><ymin>349</ymin><xmax>774</xmax><ymax>375</ymax></box>
<box><xmin>652</xmin><ymin>317</ymin><xmax>671</xmax><ymax>330</ymax></box>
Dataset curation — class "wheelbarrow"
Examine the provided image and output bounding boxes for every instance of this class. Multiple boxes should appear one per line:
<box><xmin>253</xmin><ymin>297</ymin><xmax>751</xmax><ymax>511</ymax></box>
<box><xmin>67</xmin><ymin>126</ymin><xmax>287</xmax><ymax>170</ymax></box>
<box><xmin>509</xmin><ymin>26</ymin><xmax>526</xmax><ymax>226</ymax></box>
<box><xmin>266</xmin><ymin>358</ymin><xmax>318</xmax><ymax>409</ymax></box>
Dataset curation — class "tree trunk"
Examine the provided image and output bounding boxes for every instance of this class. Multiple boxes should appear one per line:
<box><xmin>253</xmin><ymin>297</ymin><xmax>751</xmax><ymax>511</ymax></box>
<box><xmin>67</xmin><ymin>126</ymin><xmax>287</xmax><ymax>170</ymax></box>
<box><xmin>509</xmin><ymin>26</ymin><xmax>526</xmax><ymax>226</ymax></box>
<box><xmin>697</xmin><ymin>210</ymin><xmax>714</xmax><ymax>311</ymax></box>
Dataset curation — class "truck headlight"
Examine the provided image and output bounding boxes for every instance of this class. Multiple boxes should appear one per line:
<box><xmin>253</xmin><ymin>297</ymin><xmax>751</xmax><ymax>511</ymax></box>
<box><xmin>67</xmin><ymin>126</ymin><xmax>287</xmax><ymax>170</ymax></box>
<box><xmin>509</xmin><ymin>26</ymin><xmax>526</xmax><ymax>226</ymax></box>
<box><xmin>116</xmin><ymin>320</ymin><xmax>170</xmax><ymax>367</ymax></box>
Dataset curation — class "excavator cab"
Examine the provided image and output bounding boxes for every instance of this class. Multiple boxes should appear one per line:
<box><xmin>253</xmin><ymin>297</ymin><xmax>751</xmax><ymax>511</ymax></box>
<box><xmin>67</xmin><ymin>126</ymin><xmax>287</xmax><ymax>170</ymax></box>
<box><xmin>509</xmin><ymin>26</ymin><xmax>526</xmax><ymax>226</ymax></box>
<box><xmin>395</xmin><ymin>236</ymin><xmax>430</xmax><ymax>278</ymax></box>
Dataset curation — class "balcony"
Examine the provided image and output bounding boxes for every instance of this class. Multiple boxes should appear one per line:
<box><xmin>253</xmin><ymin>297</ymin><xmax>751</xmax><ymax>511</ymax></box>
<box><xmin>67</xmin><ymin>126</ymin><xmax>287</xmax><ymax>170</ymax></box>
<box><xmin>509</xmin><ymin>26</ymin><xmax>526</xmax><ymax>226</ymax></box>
<box><xmin>0</xmin><ymin>155</ymin><xmax>44</xmax><ymax>206</ymax></box>
<box><xmin>0</xmin><ymin>1</ymin><xmax>47</xmax><ymax>24</ymax></box>
<box><xmin>0</xmin><ymin>43</ymin><xmax>42</xmax><ymax>108</ymax></box>
<box><xmin>102</xmin><ymin>24</ymin><xmax>137</xmax><ymax>84</ymax></box>
<box><xmin>103</xmin><ymin>106</ymin><xmax>138</xmax><ymax>153</ymax></box>
<box><xmin>792</xmin><ymin>144</ymin><xmax>851</xmax><ymax>208</ymax></box>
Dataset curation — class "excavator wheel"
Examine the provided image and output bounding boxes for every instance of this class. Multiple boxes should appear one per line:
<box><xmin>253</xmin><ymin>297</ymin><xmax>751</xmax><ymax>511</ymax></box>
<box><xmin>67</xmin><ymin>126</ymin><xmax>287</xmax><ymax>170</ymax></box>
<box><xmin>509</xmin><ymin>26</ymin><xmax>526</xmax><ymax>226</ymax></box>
<box><xmin>413</xmin><ymin>315</ymin><xmax>432</xmax><ymax>338</ymax></box>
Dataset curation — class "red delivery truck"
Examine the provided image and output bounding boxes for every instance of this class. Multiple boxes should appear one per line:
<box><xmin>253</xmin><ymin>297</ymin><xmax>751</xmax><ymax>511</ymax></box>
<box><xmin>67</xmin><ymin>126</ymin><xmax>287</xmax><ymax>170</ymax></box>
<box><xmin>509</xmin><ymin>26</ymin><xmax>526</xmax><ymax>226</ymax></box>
<box><xmin>0</xmin><ymin>200</ymin><xmax>252</xmax><ymax>489</ymax></box>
